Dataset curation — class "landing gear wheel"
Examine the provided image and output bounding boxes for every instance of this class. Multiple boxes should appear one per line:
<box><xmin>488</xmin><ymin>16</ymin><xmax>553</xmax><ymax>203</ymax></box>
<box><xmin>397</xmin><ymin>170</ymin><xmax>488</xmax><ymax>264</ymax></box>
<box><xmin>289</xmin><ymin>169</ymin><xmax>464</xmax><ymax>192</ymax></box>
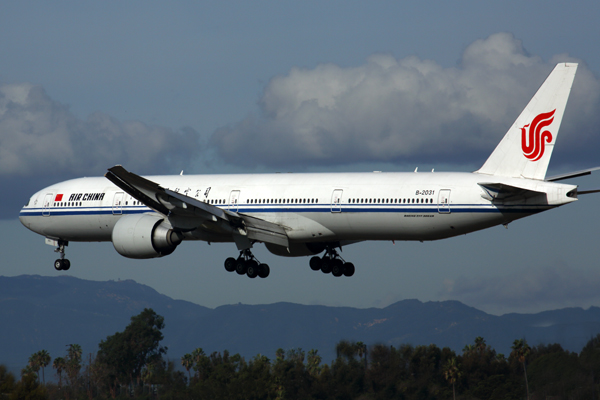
<box><xmin>258</xmin><ymin>264</ymin><xmax>270</xmax><ymax>278</ymax></box>
<box><xmin>54</xmin><ymin>259</ymin><xmax>63</xmax><ymax>271</ymax></box>
<box><xmin>321</xmin><ymin>259</ymin><xmax>332</xmax><ymax>274</ymax></box>
<box><xmin>332</xmin><ymin>259</ymin><xmax>344</xmax><ymax>277</ymax></box>
<box><xmin>309</xmin><ymin>256</ymin><xmax>322</xmax><ymax>271</ymax></box>
<box><xmin>343</xmin><ymin>262</ymin><xmax>355</xmax><ymax>277</ymax></box>
<box><xmin>224</xmin><ymin>257</ymin><xmax>236</xmax><ymax>272</ymax></box>
<box><xmin>62</xmin><ymin>259</ymin><xmax>71</xmax><ymax>271</ymax></box>
<box><xmin>235</xmin><ymin>260</ymin><xmax>248</xmax><ymax>275</ymax></box>
<box><xmin>227</xmin><ymin>249</ymin><xmax>270</xmax><ymax>279</ymax></box>
<box><xmin>246</xmin><ymin>260</ymin><xmax>259</xmax><ymax>278</ymax></box>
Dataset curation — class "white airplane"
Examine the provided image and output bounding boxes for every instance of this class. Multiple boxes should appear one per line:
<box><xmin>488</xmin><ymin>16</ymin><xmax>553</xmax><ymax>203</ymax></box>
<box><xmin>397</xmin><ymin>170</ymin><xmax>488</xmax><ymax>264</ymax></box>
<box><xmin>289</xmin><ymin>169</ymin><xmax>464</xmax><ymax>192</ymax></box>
<box><xmin>19</xmin><ymin>63</ymin><xmax>599</xmax><ymax>279</ymax></box>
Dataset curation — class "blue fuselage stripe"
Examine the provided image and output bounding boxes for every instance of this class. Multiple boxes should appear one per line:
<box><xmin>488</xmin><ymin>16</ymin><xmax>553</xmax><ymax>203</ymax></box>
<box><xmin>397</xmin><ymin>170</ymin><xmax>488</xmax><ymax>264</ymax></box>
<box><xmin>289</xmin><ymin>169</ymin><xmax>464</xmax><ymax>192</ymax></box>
<box><xmin>20</xmin><ymin>204</ymin><xmax>550</xmax><ymax>217</ymax></box>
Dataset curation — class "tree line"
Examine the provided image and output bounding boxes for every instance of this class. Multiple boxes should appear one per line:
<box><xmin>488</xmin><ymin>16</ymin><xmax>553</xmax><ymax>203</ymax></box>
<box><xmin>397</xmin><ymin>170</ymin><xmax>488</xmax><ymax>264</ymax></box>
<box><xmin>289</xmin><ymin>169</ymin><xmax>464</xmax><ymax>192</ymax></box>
<box><xmin>2</xmin><ymin>308</ymin><xmax>600</xmax><ymax>400</ymax></box>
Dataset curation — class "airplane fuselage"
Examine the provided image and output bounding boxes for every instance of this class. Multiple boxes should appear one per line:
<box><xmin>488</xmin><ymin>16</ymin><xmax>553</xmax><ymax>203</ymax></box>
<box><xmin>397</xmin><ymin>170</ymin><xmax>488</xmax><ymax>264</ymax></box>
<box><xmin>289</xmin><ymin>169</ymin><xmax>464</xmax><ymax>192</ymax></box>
<box><xmin>19</xmin><ymin>171</ymin><xmax>577</xmax><ymax>248</ymax></box>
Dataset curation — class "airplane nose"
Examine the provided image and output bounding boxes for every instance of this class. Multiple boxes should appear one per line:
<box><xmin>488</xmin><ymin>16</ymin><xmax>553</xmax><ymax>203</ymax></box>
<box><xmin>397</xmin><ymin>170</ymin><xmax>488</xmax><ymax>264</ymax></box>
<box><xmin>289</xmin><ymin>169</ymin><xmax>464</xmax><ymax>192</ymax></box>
<box><xmin>19</xmin><ymin>196</ymin><xmax>35</xmax><ymax>230</ymax></box>
<box><xmin>19</xmin><ymin>207</ymin><xmax>29</xmax><ymax>229</ymax></box>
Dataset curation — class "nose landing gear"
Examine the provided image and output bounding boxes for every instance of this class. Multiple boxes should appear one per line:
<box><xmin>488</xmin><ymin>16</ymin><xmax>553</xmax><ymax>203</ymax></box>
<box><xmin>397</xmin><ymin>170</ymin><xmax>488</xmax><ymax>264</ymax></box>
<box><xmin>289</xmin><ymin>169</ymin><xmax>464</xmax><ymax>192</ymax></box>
<box><xmin>52</xmin><ymin>240</ymin><xmax>71</xmax><ymax>271</ymax></box>
<box><xmin>309</xmin><ymin>246</ymin><xmax>355</xmax><ymax>277</ymax></box>
<box><xmin>224</xmin><ymin>249</ymin><xmax>270</xmax><ymax>279</ymax></box>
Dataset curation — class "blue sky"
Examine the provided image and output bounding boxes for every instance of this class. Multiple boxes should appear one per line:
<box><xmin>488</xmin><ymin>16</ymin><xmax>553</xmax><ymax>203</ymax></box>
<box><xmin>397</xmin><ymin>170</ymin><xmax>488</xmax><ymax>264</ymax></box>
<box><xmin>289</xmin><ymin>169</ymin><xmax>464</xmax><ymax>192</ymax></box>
<box><xmin>2</xmin><ymin>1</ymin><xmax>600</xmax><ymax>315</ymax></box>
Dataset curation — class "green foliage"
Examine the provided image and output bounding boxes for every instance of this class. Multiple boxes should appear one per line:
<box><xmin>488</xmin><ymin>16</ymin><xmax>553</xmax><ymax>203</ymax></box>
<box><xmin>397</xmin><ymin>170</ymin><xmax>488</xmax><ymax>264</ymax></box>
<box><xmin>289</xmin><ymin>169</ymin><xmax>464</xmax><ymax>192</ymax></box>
<box><xmin>8</xmin><ymin>373</ymin><xmax>47</xmax><ymax>400</ymax></box>
<box><xmin>96</xmin><ymin>308</ymin><xmax>166</xmax><ymax>389</ymax></box>
<box><xmin>0</xmin><ymin>365</ymin><xmax>16</xmax><ymax>397</ymax></box>
<box><xmin>7</xmin><ymin>314</ymin><xmax>600</xmax><ymax>399</ymax></box>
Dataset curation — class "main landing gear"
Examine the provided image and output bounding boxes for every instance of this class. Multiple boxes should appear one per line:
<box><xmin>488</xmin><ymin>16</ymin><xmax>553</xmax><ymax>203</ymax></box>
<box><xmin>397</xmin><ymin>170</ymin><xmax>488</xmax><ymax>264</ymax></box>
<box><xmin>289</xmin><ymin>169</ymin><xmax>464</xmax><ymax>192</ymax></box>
<box><xmin>224</xmin><ymin>249</ymin><xmax>270</xmax><ymax>279</ymax></box>
<box><xmin>309</xmin><ymin>246</ymin><xmax>355</xmax><ymax>277</ymax></box>
<box><xmin>53</xmin><ymin>241</ymin><xmax>71</xmax><ymax>271</ymax></box>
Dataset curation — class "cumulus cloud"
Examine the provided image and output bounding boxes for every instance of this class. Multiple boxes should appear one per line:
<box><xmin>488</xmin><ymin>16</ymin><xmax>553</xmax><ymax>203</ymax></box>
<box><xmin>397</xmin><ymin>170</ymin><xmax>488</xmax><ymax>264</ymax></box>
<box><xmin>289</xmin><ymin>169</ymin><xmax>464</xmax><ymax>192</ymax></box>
<box><xmin>0</xmin><ymin>83</ymin><xmax>201</xmax><ymax>177</ymax></box>
<box><xmin>0</xmin><ymin>83</ymin><xmax>202</xmax><ymax>219</ymax></box>
<box><xmin>440</xmin><ymin>264</ymin><xmax>600</xmax><ymax>315</ymax></box>
<box><xmin>210</xmin><ymin>32</ymin><xmax>600</xmax><ymax>169</ymax></box>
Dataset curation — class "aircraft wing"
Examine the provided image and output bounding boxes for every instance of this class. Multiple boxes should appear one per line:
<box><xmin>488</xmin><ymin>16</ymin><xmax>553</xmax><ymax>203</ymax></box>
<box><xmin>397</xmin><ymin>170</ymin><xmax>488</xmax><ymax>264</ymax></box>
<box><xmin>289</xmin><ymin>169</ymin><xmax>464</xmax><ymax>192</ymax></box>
<box><xmin>105</xmin><ymin>166</ymin><xmax>289</xmax><ymax>248</ymax></box>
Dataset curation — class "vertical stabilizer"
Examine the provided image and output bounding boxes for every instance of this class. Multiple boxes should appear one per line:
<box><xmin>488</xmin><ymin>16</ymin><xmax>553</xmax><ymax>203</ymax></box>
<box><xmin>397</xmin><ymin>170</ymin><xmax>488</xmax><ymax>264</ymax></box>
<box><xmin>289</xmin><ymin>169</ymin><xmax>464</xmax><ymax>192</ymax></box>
<box><xmin>476</xmin><ymin>63</ymin><xmax>577</xmax><ymax>180</ymax></box>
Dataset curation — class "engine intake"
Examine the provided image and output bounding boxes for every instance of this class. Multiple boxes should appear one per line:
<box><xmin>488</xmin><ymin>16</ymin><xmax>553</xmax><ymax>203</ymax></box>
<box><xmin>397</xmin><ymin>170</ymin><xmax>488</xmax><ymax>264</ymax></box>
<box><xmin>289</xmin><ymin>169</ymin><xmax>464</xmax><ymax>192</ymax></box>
<box><xmin>112</xmin><ymin>214</ymin><xmax>183</xmax><ymax>259</ymax></box>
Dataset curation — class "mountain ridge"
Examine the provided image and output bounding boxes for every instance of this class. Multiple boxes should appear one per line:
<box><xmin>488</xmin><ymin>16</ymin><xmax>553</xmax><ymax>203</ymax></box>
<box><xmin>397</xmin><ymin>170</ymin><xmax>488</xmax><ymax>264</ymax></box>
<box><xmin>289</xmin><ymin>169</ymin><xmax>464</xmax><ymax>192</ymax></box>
<box><xmin>2</xmin><ymin>274</ymin><xmax>600</xmax><ymax>373</ymax></box>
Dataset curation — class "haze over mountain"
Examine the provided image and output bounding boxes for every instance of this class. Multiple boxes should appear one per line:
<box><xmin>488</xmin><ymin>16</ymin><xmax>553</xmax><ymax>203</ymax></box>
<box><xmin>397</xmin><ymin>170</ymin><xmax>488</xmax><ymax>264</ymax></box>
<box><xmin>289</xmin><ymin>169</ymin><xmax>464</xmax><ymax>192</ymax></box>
<box><xmin>2</xmin><ymin>275</ymin><xmax>600</xmax><ymax>373</ymax></box>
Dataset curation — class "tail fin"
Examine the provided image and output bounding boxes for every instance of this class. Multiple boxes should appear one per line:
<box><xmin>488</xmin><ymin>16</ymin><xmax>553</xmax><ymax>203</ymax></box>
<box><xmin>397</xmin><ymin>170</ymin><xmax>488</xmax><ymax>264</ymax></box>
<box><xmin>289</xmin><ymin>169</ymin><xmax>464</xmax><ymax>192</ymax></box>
<box><xmin>476</xmin><ymin>63</ymin><xmax>578</xmax><ymax>180</ymax></box>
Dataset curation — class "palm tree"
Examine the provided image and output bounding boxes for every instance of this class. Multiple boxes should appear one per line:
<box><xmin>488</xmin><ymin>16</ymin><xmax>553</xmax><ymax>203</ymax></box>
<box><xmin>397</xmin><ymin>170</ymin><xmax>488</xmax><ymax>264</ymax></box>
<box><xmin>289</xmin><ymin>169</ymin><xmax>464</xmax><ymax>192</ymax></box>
<box><xmin>307</xmin><ymin>349</ymin><xmax>322</xmax><ymax>377</ymax></box>
<box><xmin>474</xmin><ymin>336</ymin><xmax>487</xmax><ymax>356</ymax></box>
<box><xmin>355</xmin><ymin>342</ymin><xmax>368</xmax><ymax>368</ymax></box>
<box><xmin>181</xmin><ymin>353</ymin><xmax>193</xmax><ymax>382</ymax></box>
<box><xmin>443</xmin><ymin>357</ymin><xmax>462</xmax><ymax>400</ymax></box>
<box><xmin>67</xmin><ymin>344</ymin><xmax>82</xmax><ymax>362</ymax></box>
<box><xmin>28</xmin><ymin>353</ymin><xmax>41</xmax><ymax>382</ymax></box>
<box><xmin>335</xmin><ymin>340</ymin><xmax>356</xmax><ymax>361</ymax></box>
<box><xmin>462</xmin><ymin>344</ymin><xmax>475</xmax><ymax>355</ymax></box>
<box><xmin>191</xmin><ymin>348</ymin><xmax>205</xmax><ymax>380</ymax></box>
<box><xmin>66</xmin><ymin>344</ymin><xmax>83</xmax><ymax>387</ymax></box>
<box><xmin>37</xmin><ymin>350</ymin><xmax>51</xmax><ymax>385</ymax></box>
<box><xmin>511</xmin><ymin>339</ymin><xmax>531</xmax><ymax>400</ymax></box>
<box><xmin>53</xmin><ymin>357</ymin><xmax>66</xmax><ymax>388</ymax></box>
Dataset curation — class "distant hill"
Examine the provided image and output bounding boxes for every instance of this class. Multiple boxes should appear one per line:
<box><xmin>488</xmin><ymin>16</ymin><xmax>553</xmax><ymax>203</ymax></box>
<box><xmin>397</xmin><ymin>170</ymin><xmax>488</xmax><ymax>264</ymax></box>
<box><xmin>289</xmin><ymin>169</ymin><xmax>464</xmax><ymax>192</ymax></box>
<box><xmin>2</xmin><ymin>275</ymin><xmax>600</xmax><ymax>373</ymax></box>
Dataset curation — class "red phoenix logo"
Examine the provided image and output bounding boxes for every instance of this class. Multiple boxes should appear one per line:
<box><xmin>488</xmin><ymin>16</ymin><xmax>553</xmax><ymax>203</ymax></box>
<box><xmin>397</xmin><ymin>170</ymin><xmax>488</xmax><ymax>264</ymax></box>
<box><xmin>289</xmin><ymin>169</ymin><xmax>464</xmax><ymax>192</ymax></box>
<box><xmin>521</xmin><ymin>109</ymin><xmax>556</xmax><ymax>162</ymax></box>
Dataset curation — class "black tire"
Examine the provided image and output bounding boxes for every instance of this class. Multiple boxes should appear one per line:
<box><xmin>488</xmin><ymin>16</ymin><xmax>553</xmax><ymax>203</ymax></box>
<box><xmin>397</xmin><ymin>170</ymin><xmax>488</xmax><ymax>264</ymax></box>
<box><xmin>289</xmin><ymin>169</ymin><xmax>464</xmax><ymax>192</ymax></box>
<box><xmin>258</xmin><ymin>264</ymin><xmax>270</xmax><ymax>278</ymax></box>
<box><xmin>235</xmin><ymin>260</ymin><xmax>248</xmax><ymax>275</ymax></box>
<box><xmin>246</xmin><ymin>260</ymin><xmax>259</xmax><ymax>278</ymax></box>
<box><xmin>343</xmin><ymin>262</ymin><xmax>355</xmax><ymax>277</ymax></box>
<box><xmin>62</xmin><ymin>259</ymin><xmax>71</xmax><ymax>271</ymax></box>
<box><xmin>321</xmin><ymin>259</ymin><xmax>332</xmax><ymax>274</ymax></box>
<box><xmin>309</xmin><ymin>256</ymin><xmax>322</xmax><ymax>271</ymax></box>
<box><xmin>332</xmin><ymin>260</ymin><xmax>343</xmax><ymax>277</ymax></box>
<box><xmin>54</xmin><ymin>259</ymin><xmax>63</xmax><ymax>271</ymax></box>
<box><xmin>224</xmin><ymin>257</ymin><xmax>236</xmax><ymax>272</ymax></box>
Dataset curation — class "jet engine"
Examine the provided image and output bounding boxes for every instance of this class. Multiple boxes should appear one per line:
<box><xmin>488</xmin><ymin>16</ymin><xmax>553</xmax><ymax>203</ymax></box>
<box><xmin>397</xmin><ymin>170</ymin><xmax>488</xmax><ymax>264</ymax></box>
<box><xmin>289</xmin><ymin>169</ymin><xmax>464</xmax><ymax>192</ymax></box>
<box><xmin>112</xmin><ymin>214</ymin><xmax>183</xmax><ymax>259</ymax></box>
<box><xmin>265</xmin><ymin>242</ymin><xmax>326</xmax><ymax>257</ymax></box>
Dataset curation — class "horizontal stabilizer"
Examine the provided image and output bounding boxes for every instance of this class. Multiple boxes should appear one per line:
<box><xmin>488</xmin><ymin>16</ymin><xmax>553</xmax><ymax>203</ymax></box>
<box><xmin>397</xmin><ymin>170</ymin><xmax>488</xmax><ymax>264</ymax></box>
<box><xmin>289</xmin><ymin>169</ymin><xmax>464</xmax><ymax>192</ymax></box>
<box><xmin>546</xmin><ymin>166</ymin><xmax>600</xmax><ymax>182</ymax></box>
<box><xmin>478</xmin><ymin>182</ymin><xmax>545</xmax><ymax>202</ymax></box>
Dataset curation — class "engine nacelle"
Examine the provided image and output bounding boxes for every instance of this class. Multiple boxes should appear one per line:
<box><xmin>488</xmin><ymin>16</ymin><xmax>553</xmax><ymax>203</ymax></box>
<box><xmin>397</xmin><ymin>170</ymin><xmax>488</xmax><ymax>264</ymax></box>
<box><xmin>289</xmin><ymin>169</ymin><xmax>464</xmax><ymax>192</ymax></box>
<box><xmin>265</xmin><ymin>242</ymin><xmax>326</xmax><ymax>257</ymax></box>
<box><xmin>112</xmin><ymin>214</ymin><xmax>183</xmax><ymax>259</ymax></box>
